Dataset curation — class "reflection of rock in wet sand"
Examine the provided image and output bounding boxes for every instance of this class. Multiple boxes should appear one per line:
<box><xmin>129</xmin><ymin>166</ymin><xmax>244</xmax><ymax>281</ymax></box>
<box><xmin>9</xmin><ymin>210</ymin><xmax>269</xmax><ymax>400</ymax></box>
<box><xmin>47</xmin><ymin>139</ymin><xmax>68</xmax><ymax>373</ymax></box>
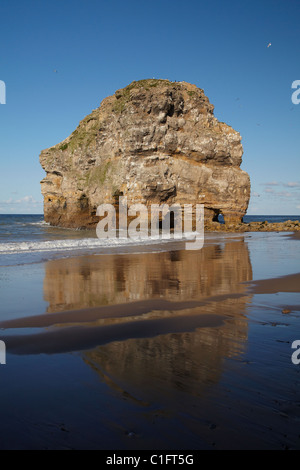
<box><xmin>82</xmin><ymin>290</ymin><xmax>252</xmax><ymax>404</ymax></box>
<box><xmin>83</xmin><ymin>307</ymin><xmax>249</xmax><ymax>406</ymax></box>
<box><xmin>43</xmin><ymin>240</ymin><xmax>253</xmax><ymax>312</ymax></box>
<box><xmin>41</xmin><ymin>239</ymin><xmax>253</xmax><ymax>403</ymax></box>
<box><xmin>0</xmin><ymin>239</ymin><xmax>253</xmax><ymax>407</ymax></box>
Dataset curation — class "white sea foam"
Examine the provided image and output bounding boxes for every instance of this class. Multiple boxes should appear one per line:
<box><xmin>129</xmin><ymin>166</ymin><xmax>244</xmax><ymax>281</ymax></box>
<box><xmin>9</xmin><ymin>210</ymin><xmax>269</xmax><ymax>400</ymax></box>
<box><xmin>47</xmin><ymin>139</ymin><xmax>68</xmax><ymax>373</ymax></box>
<box><xmin>0</xmin><ymin>234</ymin><xmax>196</xmax><ymax>266</ymax></box>
<box><xmin>27</xmin><ymin>220</ymin><xmax>50</xmax><ymax>226</ymax></box>
<box><xmin>0</xmin><ymin>234</ymin><xmax>193</xmax><ymax>255</ymax></box>
<box><xmin>0</xmin><ymin>229</ymin><xmax>248</xmax><ymax>256</ymax></box>
<box><xmin>0</xmin><ymin>231</ymin><xmax>247</xmax><ymax>267</ymax></box>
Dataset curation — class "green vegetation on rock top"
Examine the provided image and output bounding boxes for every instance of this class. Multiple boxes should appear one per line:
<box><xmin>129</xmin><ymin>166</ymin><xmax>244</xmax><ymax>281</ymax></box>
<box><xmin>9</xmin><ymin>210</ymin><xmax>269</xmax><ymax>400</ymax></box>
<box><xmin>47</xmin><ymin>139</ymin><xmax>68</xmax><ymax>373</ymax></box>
<box><xmin>113</xmin><ymin>79</ymin><xmax>175</xmax><ymax>114</ymax></box>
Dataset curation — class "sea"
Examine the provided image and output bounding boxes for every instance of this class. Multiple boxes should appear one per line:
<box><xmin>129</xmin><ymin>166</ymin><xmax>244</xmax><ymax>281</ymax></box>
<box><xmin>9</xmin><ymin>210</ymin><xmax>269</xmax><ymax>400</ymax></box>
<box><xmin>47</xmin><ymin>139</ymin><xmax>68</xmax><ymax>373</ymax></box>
<box><xmin>0</xmin><ymin>213</ymin><xmax>299</xmax><ymax>266</ymax></box>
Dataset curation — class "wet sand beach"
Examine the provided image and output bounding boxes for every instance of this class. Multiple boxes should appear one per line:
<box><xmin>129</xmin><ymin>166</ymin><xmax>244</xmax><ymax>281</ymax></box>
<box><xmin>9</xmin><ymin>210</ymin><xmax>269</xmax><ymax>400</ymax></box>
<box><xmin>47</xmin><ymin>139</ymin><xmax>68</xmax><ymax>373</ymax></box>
<box><xmin>0</xmin><ymin>232</ymin><xmax>299</xmax><ymax>449</ymax></box>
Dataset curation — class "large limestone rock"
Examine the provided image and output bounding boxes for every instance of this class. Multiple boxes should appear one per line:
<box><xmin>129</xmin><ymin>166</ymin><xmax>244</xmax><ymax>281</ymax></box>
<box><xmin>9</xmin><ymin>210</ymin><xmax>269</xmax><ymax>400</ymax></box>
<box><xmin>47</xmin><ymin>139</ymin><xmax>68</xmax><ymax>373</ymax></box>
<box><xmin>40</xmin><ymin>79</ymin><xmax>250</xmax><ymax>228</ymax></box>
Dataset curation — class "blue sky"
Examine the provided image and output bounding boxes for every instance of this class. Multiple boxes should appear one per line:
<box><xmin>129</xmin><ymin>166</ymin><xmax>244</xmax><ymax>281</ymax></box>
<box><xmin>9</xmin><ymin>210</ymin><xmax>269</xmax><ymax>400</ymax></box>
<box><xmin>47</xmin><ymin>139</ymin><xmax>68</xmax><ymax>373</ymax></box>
<box><xmin>0</xmin><ymin>0</ymin><xmax>299</xmax><ymax>215</ymax></box>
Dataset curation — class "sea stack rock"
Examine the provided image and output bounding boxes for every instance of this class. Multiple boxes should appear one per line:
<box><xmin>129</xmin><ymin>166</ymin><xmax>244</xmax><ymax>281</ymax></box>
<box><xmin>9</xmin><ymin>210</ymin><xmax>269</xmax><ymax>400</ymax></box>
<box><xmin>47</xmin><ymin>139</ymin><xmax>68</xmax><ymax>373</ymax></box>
<box><xmin>40</xmin><ymin>79</ymin><xmax>250</xmax><ymax>228</ymax></box>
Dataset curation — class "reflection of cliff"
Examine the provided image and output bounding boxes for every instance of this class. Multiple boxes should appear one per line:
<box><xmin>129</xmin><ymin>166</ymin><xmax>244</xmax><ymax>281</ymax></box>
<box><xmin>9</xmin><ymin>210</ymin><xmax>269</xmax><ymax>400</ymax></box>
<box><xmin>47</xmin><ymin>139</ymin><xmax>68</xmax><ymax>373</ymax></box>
<box><xmin>43</xmin><ymin>240</ymin><xmax>252</xmax><ymax>312</ymax></box>
<box><xmin>83</xmin><ymin>297</ymin><xmax>250</xmax><ymax>405</ymax></box>
<box><xmin>43</xmin><ymin>240</ymin><xmax>253</xmax><ymax>403</ymax></box>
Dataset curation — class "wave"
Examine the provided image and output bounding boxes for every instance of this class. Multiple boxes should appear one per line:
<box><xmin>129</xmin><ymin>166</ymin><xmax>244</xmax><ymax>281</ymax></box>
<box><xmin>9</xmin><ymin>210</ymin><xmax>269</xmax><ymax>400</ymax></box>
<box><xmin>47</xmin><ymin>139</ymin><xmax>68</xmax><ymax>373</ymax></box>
<box><xmin>14</xmin><ymin>220</ymin><xmax>50</xmax><ymax>227</ymax></box>
<box><xmin>0</xmin><ymin>234</ymin><xmax>195</xmax><ymax>255</ymax></box>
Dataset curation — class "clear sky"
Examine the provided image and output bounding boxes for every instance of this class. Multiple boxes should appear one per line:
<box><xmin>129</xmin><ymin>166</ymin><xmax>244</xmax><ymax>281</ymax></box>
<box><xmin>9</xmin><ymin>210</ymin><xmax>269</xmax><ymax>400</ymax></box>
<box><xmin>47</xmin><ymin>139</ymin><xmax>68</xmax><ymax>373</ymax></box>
<box><xmin>0</xmin><ymin>0</ymin><xmax>299</xmax><ymax>215</ymax></box>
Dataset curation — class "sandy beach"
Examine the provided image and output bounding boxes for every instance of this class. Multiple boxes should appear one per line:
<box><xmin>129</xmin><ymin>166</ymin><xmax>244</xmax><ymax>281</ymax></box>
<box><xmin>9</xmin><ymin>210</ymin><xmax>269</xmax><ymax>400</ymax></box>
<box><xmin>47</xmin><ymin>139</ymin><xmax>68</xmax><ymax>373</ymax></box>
<box><xmin>0</xmin><ymin>231</ymin><xmax>299</xmax><ymax>450</ymax></box>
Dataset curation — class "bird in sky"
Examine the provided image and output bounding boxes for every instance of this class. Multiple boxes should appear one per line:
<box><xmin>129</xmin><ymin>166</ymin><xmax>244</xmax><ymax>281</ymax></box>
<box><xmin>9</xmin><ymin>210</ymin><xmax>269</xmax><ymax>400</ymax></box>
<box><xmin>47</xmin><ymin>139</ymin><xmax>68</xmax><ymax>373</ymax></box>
<box><xmin>267</xmin><ymin>42</ymin><xmax>272</xmax><ymax>48</ymax></box>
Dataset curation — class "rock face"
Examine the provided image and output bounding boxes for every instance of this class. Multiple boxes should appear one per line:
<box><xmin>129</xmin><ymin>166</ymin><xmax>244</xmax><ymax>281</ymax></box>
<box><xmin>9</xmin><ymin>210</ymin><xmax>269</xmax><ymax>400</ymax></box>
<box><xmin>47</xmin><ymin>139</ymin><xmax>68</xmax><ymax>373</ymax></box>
<box><xmin>40</xmin><ymin>79</ymin><xmax>250</xmax><ymax>228</ymax></box>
